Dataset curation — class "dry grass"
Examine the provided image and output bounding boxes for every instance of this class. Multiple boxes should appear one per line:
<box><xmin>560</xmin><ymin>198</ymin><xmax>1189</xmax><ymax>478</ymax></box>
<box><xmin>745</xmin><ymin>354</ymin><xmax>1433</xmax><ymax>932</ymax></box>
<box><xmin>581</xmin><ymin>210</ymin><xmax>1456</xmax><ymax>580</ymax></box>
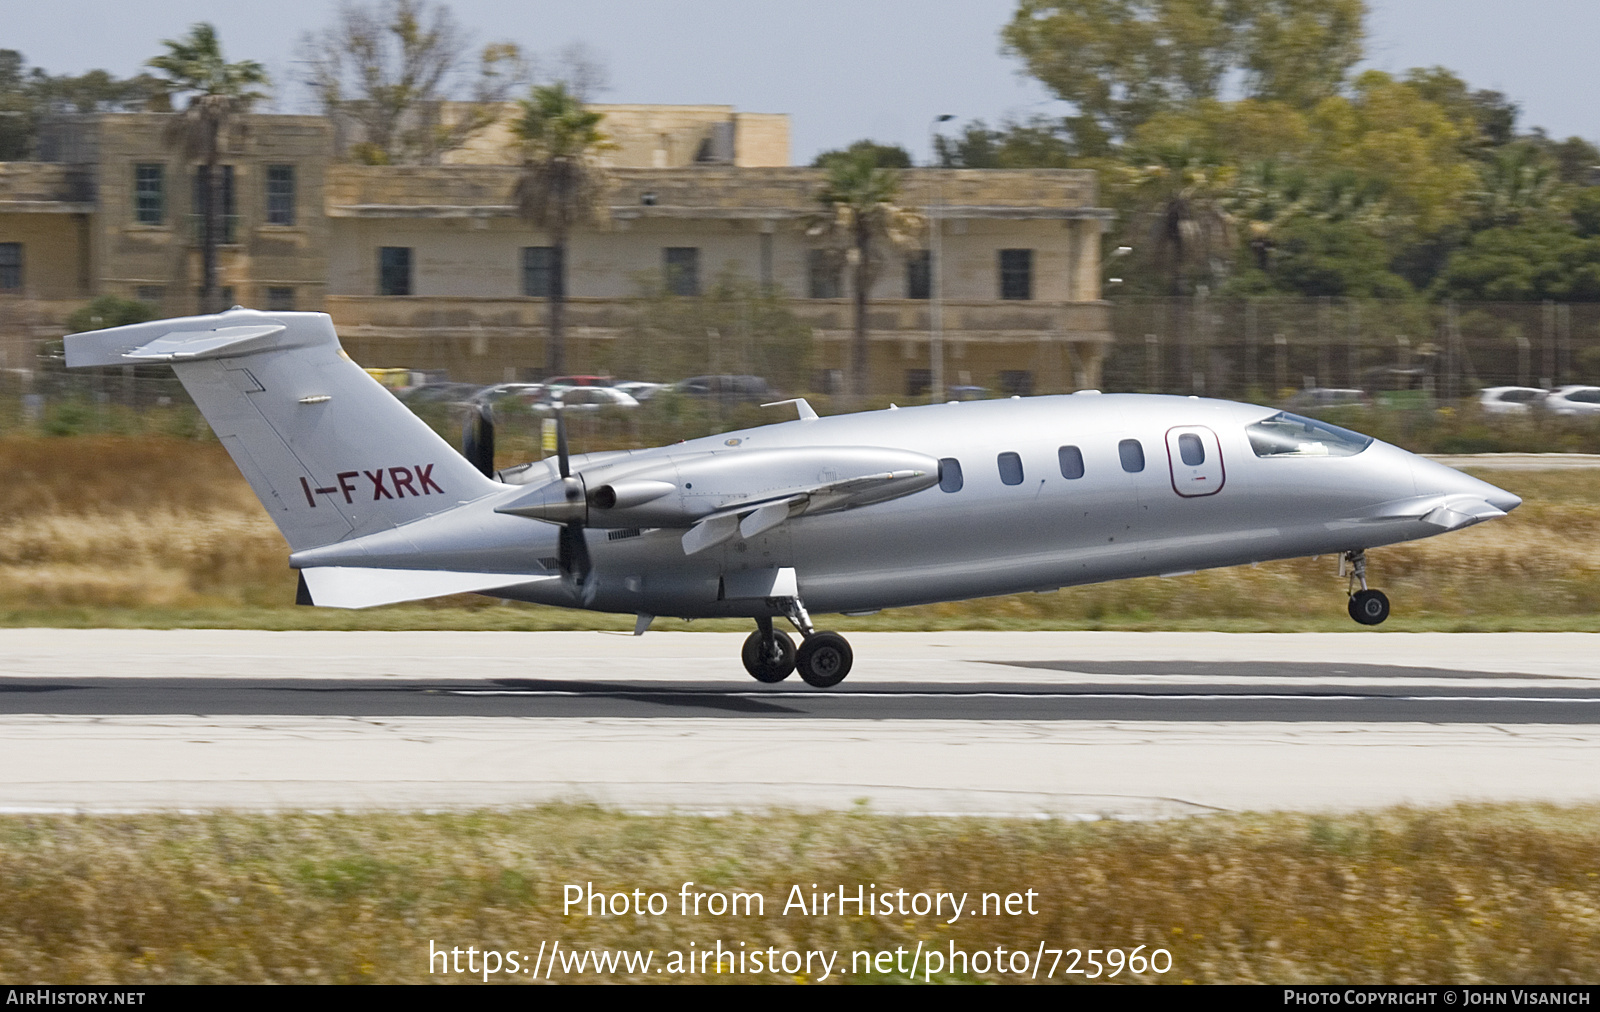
<box><xmin>0</xmin><ymin>805</ymin><xmax>1596</xmax><ymax>983</ymax></box>
<box><xmin>1</xmin><ymin>435</ymin><xmax>1596</xmax><ymax>627</ymax></box>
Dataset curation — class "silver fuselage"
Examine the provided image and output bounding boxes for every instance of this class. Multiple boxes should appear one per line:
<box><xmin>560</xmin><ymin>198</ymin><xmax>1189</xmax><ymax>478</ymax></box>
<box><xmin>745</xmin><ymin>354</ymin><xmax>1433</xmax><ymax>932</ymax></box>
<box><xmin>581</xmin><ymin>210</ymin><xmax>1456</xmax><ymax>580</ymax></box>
<box><xmin>291</xmin><ymin>393</ymin><xmax>1519</xmax><ymax>619</ymax></box>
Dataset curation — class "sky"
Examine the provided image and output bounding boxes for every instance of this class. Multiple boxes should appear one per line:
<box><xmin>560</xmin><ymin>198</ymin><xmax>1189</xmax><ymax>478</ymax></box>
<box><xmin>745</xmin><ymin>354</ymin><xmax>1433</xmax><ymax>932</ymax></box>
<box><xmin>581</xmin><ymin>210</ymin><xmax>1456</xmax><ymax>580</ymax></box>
<box><xmin>7</xmin><ymin>0</ymin><xmax>1600</xmax><ymax>165</ymax></box>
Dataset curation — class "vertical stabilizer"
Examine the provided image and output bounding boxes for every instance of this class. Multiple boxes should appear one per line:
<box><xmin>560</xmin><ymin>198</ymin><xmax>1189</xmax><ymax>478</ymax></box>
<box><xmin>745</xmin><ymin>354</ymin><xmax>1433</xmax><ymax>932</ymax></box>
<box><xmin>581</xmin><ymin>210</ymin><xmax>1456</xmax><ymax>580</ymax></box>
<box><xmin>66</xmin><ymin>309</ymin><xmax>503</xmax><ymax>551</ymax></box>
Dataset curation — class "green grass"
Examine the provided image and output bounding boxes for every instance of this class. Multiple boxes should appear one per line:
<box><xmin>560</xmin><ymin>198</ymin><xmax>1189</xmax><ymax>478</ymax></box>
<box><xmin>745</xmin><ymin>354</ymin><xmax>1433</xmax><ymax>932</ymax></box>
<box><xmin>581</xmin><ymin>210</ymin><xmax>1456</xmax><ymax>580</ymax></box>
<box><xmin>2</xmin><ymin>805</ymin><xmax>1598</xmax><ymax>983</ymax></box>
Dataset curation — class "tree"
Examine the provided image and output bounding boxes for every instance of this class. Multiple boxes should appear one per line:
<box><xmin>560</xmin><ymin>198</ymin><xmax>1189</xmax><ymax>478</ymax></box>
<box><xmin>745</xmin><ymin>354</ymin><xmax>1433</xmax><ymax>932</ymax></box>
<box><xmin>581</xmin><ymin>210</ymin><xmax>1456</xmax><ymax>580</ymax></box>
<box><xmin>808</xmin><ymin>148</ymin><xmax>922</xmax><ymax>398</ymax></box>
<box><xmin>511</xmin><ymin>82</ymin><xmax>609</xmax><ymax>376</ymax></box>
<box><xmin>146</xmin><ymin>23</ymin><xmax>268</xmax><ymax>315</ymax></box>
<box><xmin>1001</xmin><ymin>0</ymin><xmax>1367</xmax><ymax>152</ymax></box>
<box><xmin>1122</xmin><ymin>141</ymin><xmax>1237</xmax><ymax>295</ymax></box>
<box><xmin>935</xmin><ymin>116</ymin><xmax>1076</xmax><ymax>167</ymax></box>
<box><xmin>0</xmin><ymin>50</ymin><xmax>160</xmax><ymax>159</ymax></box>
<box><xmin>299</xmin><ymin>0</ymin><xmax>526</xmax><ymax>164</ymax></box>
<box><xmin>811</xmin><ymin>139</ymin><xmax>912</xmax><ymax>169</ymax></box>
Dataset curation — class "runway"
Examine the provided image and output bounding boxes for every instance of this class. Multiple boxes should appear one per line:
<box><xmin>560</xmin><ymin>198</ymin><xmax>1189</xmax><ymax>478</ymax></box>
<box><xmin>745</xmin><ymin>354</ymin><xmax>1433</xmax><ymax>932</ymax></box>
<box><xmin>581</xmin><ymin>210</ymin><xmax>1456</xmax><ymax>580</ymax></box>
<box><xmin>3</xmin><ymin>630</ymin><xmax>1598</xmax><ymax>817</ymax></box>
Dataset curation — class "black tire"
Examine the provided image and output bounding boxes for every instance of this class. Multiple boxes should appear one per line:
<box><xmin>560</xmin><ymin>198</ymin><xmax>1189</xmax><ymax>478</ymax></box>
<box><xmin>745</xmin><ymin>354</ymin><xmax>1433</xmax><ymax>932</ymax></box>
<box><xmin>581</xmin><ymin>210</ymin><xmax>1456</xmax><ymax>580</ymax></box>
<box><xmin>741</xmin><ymin>628</ymin><xmax>796</xmax><ymax>683</ymax></box>
<box><xmin>796</xmin><ymin>631</ymin><xmax>853</xmax><ymax>688</ymax></box>
<box><xmin>1349</xmin><ymin>589</ymin><xmax>1390</xmax><ymax>626</ymax></box>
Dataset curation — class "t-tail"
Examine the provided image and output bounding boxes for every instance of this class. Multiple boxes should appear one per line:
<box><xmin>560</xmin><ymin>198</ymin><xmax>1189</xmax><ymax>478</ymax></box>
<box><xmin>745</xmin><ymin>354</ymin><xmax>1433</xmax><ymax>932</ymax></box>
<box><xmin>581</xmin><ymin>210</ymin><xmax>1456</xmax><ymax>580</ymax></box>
<box><xmin>65</xmin><ymin>309</ymin><xmax>504</xmax><ymax>555</ymax></box>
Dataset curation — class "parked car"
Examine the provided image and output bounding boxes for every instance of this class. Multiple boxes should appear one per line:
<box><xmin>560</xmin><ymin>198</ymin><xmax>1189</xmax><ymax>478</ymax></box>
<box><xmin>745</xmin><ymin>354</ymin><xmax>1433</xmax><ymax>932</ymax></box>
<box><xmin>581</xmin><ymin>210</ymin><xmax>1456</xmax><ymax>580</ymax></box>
<box><xmin>670</xmin><ymin>375</ymin><xmax>774</xmax><ymax>402</ymax></box>
<box><xmin>543</xmin><ymin>375</ymin><xmax>614</xmax><ymax>389</ymax></box>
<box><xmin>1544</xmin><ymin>385</ymin><xmax>1600</xmax><ymax>416</ymax></box>
<box><xmin>1478</xmin><ymin>386</ymin><xmax>1549</xmax><ymax>415</ymax></box>
<box><xmin>394</xmin><ymin>382</ymin><xmax>483</xmax><ymax>406</ymax></box>
<box><xmin>1285</xmin><ymin>388</ymin><xmax>1373</xmax><ymax>411</ymax></box>
<box><xmin>612</xmin><ymin>380</ymin><xmax>667</xmax><ymax>401</ymax></box>
<box><xmin>469</xmin><ymin>382</ymin><xmax>547</xmax><ymax>408</ymax></box>
<box><xmin>528</xmin><ymin>386</ymin><xmax>641</xmax><ymax>414</ymax></box>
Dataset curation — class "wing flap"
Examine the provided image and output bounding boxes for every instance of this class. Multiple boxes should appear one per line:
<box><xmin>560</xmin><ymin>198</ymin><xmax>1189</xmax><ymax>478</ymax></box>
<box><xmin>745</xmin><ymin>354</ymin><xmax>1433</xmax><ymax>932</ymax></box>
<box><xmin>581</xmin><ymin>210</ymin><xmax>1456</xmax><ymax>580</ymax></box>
<box><xmin>298</xmin><ymin>567</ymin><xmax>553</xmax><ymax>609</ymax></box>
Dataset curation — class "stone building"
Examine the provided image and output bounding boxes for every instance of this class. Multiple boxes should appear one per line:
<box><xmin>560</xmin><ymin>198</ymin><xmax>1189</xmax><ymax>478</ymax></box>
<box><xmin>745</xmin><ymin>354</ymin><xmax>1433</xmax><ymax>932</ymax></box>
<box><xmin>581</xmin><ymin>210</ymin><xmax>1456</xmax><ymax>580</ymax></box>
<box><xmin>0</xmin><ymin>107</ymin><xmax>1114</xmax><ymax>396</ymax></box>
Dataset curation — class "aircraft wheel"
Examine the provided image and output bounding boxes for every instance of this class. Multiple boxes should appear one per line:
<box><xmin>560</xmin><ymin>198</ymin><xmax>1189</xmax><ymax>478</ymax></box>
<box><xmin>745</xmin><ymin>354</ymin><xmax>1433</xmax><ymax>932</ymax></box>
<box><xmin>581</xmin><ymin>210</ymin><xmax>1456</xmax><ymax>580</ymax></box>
<box><xmin>1348</xmin><ymin>589</ymin><xmax>1390</xmax><ymax>626</ymax></box>
<box><xmin>796</xmin><ymin>631</ymin><xmax>853</xmax><ymax>688</ymax></box>
<box><xmin>742</xmin><ymin>628</ymin><xmax>796</xmax><ymax>683</ymax></box>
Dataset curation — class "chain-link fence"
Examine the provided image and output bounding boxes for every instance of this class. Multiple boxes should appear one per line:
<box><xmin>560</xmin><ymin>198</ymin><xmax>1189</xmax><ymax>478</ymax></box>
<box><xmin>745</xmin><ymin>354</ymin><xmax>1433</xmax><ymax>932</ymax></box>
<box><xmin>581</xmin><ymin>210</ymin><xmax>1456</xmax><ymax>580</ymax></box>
<box><xmin>8</xmin><ymin>296</ymin><xmax>1600</xmax><ymax>440</ymax></box>
<box><xmin>1102</xmin><ymin>297</ymin><xmax>1600</xmax><ymax>402</ymax></box>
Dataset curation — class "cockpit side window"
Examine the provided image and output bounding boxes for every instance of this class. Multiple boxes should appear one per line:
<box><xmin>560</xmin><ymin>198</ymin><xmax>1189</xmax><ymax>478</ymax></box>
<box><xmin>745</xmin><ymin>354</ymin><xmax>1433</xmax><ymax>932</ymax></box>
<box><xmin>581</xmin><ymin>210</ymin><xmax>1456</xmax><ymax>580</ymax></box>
<box><xmin>1247</xmin><ymin>412</ymin><xmax>1373</xmax><ymax>458</ymax></box>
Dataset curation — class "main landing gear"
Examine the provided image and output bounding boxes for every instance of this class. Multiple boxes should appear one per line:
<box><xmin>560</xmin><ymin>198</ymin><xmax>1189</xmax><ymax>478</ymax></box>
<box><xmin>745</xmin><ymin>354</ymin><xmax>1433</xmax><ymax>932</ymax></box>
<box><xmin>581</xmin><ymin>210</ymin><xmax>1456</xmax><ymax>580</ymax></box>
<box><xmin>740</xmin><ymin>597</ymin><xmax>855</xmax><ymax>688</ymax></box>
<box><xmin>1341</xmin><ymin>549</ymin><xmax>1390</xmax><ymax>626</ymax></box>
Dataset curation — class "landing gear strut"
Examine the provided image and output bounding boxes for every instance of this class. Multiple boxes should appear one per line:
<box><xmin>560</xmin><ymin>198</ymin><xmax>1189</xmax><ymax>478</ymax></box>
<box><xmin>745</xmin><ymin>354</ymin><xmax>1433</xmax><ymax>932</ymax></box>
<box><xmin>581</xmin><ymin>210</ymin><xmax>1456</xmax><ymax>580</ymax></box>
<box><xmin>1341</xmin><ymin>549</ymin><xmax>1390</xmax><ymax>626</ymax></box>
<box><xmin>740</xmin><ymin>596</ymin><xmax>855</xmax><ymax>688</ymax></box>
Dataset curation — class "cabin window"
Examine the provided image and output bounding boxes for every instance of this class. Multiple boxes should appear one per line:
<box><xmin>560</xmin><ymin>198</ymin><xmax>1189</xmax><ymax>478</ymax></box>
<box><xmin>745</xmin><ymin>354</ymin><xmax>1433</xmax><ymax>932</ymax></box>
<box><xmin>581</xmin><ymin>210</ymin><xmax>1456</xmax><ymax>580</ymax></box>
<box><xmin>998</xmin><ymin>452</ymin><xmax>1024</xmax><ymax>485</ymax></box>
<box><xmin>938</xmin><ymin>457</ymin><xmax>964</xmax><ymax>492</ymax></box>
<box><xmin>1058</xmin><ymin>445</ymin><xmax>1084</xmax><ymax>479</ymax></box>
<box><xmin>1119</xmin><ymin>438</ymin><xmax>1145</xmax><ymax>473</ymax></box>
<box><xmin>1247</xmin><ymin>411</ymin><xmax>1373</xmax><ymax>457</ymax></box>
<box><xmin>1178</xmin><ymin>432</ymin><xmax>1205</xmax><ymax>466</ymax></box>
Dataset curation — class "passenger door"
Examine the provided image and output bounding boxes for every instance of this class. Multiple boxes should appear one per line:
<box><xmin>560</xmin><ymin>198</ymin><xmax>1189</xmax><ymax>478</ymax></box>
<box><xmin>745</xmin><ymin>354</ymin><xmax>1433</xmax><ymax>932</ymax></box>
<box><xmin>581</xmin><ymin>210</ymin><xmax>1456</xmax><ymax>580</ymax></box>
<box><xmin>1165</xmin><ymin>426</ymin><xmax>1225</xmax><ymax>497</ymax></box>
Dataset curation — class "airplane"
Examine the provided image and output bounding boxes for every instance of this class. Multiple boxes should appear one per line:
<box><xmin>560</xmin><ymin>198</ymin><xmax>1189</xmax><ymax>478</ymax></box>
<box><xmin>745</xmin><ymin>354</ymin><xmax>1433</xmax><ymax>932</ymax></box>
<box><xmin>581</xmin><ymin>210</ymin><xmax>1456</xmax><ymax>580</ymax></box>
<box><xmin>66</xmin><ymin>308</ymin><xmax>1523</xmax><ymax>689</ymax></box>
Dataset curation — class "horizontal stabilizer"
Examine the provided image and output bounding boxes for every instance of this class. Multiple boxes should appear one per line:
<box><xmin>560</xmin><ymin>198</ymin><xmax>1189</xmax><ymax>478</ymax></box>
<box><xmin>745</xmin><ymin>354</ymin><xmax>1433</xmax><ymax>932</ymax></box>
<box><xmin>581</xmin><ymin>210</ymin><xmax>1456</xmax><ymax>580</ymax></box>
<box><xmin>122</xmin><ymin>324</ymin><xmax>286</xmax><ymax>362</ymax></box>
<box><xmin>298</xmin><ymin>567</ymin><xmax>553</xmax><ymax>609</ymax></box>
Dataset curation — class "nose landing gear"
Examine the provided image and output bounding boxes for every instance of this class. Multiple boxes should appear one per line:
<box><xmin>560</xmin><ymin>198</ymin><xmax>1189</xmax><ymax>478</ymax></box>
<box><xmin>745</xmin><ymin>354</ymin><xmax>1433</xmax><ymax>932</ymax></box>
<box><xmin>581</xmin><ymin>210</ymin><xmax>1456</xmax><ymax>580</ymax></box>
<box><xmin>740</xmin><ymin>595</ymin><xmax>855</xmax><ymax>688</ymax></box>
<box><xmin>1341</xmin><ymin>549</ymin><xmax>1390</xmax><ymax>626</ymax></box>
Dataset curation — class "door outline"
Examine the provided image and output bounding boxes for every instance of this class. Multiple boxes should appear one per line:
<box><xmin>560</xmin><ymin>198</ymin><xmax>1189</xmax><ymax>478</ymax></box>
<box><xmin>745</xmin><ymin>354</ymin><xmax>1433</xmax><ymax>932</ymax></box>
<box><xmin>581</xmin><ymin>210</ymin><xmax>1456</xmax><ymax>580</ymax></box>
<box><xmin>1165</xmin><ymin>425</ymin><xmax>1225</xmax><ymax>497</ymax></box>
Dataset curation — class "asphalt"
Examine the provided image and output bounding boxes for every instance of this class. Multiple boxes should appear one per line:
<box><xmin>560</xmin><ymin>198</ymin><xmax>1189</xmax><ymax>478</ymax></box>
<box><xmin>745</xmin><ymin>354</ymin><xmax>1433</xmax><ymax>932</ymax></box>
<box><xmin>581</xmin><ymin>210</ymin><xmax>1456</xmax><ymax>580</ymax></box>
<box><xmin>2</xmin><ymin>630</ymin><xmax>1596</xmax><ymax>816</ymax></box>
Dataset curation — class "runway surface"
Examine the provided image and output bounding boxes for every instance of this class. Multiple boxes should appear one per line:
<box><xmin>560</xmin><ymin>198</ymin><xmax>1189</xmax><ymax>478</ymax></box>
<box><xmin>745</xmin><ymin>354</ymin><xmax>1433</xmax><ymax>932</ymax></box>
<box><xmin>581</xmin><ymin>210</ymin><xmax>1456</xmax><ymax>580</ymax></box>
<box><xmin>3</xmin><ymin>630</ymin><xmax>1597</xmax><ymax>817</ymax></box>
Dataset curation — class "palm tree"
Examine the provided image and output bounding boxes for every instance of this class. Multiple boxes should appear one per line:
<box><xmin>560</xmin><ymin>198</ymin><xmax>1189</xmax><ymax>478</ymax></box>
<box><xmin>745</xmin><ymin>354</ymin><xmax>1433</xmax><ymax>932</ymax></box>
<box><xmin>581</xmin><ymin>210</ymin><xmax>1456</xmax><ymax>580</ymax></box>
<box><xmin>511</xmin><ymin>82</ymin><xmax>608</xmax><ymax>376</ymax></box>
<box><xmin>809</xmin><ymin>149</ymin><xmax>921</xmax><ymax>399</ymax></box>
<box><xmin>147</xmin><ymin>24</ymin><xmax>267</xmax><ymax>315</ymax></box>
<box><xmin>1124</xmin><ymin>142</ymin><xmax>1236</xmax><ymax>296</ymax></box>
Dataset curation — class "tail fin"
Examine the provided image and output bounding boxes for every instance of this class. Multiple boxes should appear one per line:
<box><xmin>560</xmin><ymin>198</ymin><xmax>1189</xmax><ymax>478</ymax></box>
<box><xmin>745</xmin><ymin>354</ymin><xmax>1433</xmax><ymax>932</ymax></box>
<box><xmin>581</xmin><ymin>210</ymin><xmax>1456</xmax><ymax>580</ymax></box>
<box><xmin>66</xmin><ymin>308</ymin><xmax>502</xmax><ymax>551</ymax></box>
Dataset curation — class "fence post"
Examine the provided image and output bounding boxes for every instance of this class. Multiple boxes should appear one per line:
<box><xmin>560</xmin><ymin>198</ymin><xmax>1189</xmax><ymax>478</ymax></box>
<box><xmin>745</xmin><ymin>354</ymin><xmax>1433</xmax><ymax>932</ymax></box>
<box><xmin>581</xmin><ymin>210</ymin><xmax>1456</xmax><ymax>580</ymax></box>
<box><xmin>1274</xmin><ymin>333</ymin><xmax>1288</xmax><ymax>396</ymax></box>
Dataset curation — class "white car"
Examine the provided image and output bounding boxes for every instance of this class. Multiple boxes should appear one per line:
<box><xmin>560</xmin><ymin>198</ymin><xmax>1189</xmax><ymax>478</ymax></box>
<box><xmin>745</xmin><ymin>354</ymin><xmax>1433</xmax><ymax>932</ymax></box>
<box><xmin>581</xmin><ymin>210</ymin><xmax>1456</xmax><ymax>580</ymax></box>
<box><xmin>529</xmin><ymin>386</ymin><xmax>641</xmax><ymax>414</ymax></box>
<box><xmin>1478</xmin><ymin>386</ymin><xmax>1549</xmax><ymax>415</ymax></box>
<box><xmin>1543</xmin><ymin>385</ymin><xmax>1600</xmax><ymax>416</ymax></box>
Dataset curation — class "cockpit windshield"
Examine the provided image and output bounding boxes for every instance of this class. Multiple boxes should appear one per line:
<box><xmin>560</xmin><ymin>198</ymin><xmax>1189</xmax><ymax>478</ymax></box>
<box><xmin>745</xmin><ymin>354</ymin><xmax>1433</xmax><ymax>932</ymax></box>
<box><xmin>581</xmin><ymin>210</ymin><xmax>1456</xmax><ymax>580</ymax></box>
<box><xmin>1246</xmin><ymin>412</ymin><xmax>1373</xmax><ymax>458</ymax></box>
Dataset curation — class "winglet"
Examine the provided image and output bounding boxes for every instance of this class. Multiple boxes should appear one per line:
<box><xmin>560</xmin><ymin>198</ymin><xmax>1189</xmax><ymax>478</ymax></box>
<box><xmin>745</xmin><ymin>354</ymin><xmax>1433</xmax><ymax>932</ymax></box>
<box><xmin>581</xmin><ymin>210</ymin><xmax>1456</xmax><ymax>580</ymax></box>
<box><xmin>761</xmin><ymin>398</ymin><xmax>819</xmax><ymax>421</ymax></box>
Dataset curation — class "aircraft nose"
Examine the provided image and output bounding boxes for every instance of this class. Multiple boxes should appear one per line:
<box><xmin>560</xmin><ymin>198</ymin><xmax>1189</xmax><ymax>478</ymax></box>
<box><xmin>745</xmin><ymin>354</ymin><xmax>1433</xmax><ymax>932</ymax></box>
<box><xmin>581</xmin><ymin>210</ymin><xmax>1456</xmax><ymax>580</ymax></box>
<box><xmin>1412</xmin><ymin>456</ymin><xmax>1520</xmax><ymax>513</ymax></box>
<box><xmin>1485</xmin><ymin>487</ymin><xmax>1522</xmax><ymax>513</ymax></box>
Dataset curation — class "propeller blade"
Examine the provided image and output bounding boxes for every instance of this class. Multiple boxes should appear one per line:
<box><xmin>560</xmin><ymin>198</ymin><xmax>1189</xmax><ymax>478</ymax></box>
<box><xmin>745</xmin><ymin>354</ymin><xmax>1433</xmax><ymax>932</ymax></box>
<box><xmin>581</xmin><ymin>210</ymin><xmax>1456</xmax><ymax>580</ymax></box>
<box><xmin>461</xmin><ymin>404</ymin><xmax>495</xmax><ymax>478</ymax></box>
<box><xmin>558</xmin><ymin>522</ymin><xmax>592</xmax><ymax>591</ymax></box>
<box><xmin>555</xmin><ymin>405</ymin><xmax>571</xmax><ymax>479</ymax></box>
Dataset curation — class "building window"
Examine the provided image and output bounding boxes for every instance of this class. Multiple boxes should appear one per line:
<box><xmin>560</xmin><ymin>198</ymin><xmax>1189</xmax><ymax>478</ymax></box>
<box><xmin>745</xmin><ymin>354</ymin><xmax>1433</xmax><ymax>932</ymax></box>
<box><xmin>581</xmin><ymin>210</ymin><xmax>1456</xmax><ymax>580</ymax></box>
<box><xmin>906</xmin><ymin>250</ymin><xmax>931</xmax><ymax>299</ymax></box>
<box><xmin>195</xmin><ymin>286</ymin><xmax>235</xmax><ymax>309</ymax></box>
<box><xmin>191</xmin><ymin>165</ymin><xmax>236</xmax><ymax>243</ymax></box>
<box><xmin>905</xmin><ymin>368</ymin><xmax>932</xmax><ymax>397</ymax></box>
<box><xmin>135</xmin><ymin>285</ymin><xmax>164</xmax><ymax>305</ymax></box>
<box><xmin>998</xmin><ymin>370</ymin><xmax>1034</xmax><ymax>396</ymax></box>
<box><xmin>0</xmin><ymin>244</ymin><xmax>20</xmax><ymax>292</ymax></box>
<box><xmin>997</xmin><ymin>451</ymin><xmax>1024</xmax><ymax>486</ymax></box>
<box><xmin>1119</xmin><ymin>438</ymin><xmax>1145</xmax><ymax>473</ymax></box>
<box><xmin>134</xmin><ymin>164</ymin><xmax>164</xmax><ymax>225</ymax></box>
<box><xmin>379</xmin><ymin>247</ymin><xmax>412</xmax><ymax>296</ymax></box>
<box><xmin>522</xmin><ymin>246</ymin><xmax>563</xmax><ymax>298</ymax></box>
<box><xmin>265</xmin><ymin>165</ymin><xmax>295</xmax><ymax>226</ymax></box>
<box><xmin>999</xmin><ymin>248</ymin><xmax>1033</xmax><ymax>300</ymax></box>
<box><xmin>664</xmin><ymin>247</ymin><xmax>699</xmax><ymax>297</ymax></box>
<box><xmin>807</xmin><ymin>249</ymin><xmax>842</xmax><ymax>299</ymax></box>
<box><xmin>265</xmin><ymin>286</ymin><xmax>296</xmax><ymax>311</ymax></box>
